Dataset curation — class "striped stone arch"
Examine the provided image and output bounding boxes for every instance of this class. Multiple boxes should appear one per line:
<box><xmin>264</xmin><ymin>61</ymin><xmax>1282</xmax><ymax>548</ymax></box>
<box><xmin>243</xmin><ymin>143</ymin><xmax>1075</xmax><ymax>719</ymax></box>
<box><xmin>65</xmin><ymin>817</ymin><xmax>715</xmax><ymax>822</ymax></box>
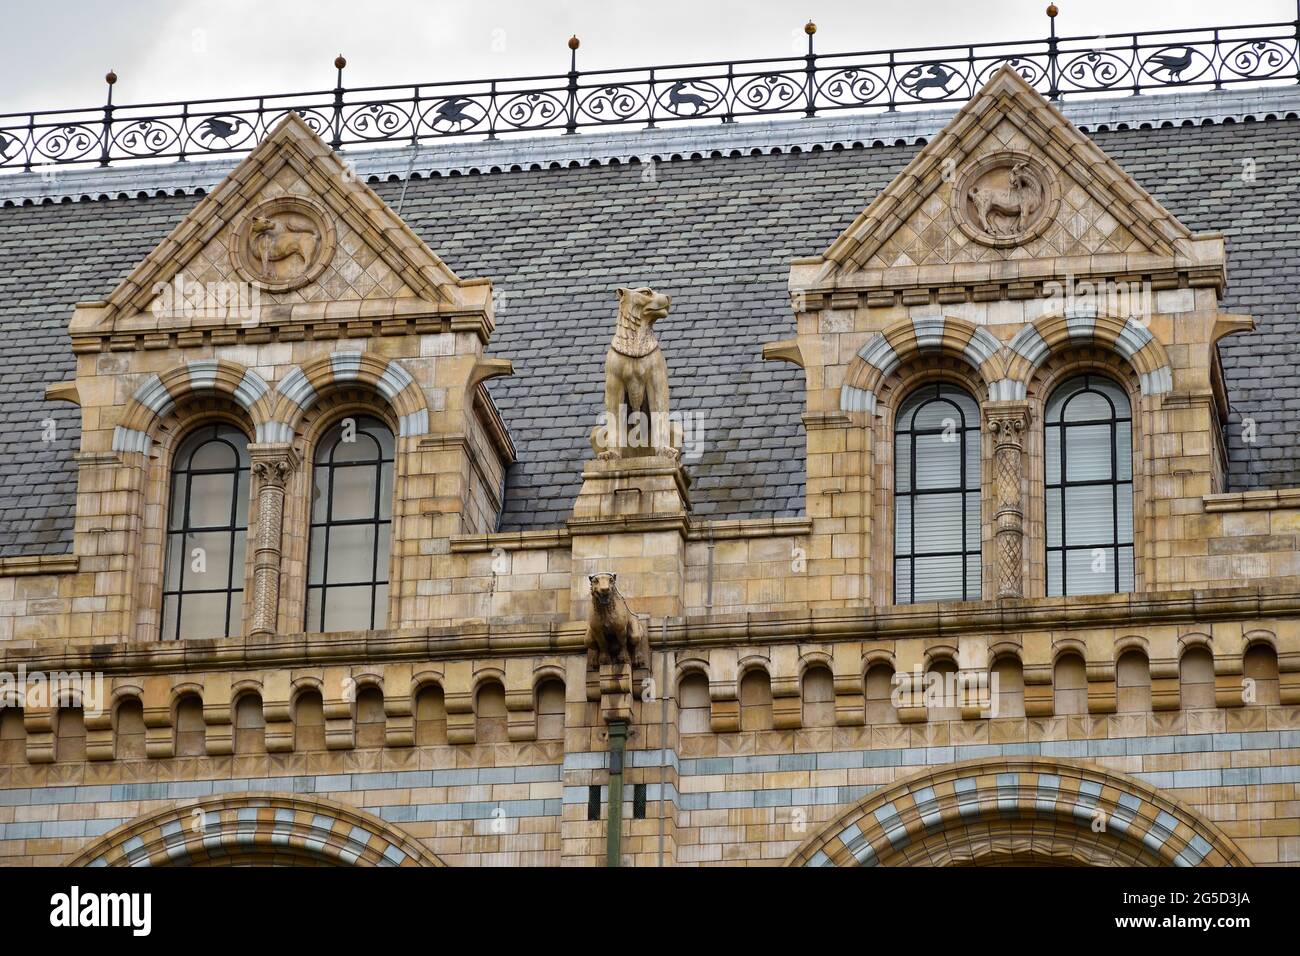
<box><xmin>112</xmin><ymin>359</ymin><xmax>272</xmax><ymax>456</ymax></box>
<box><xmin>66</xmin><ymin>792</ymin><xmax>443</xmax><ymax>867</ymax></box>
<box><xmin>263</xmin><ymin>350</ymin><xmax>431</xmax><ymax>442</ymax></box>
<box><xmin>840</xmin><ymin>315</ymin><xmax>1009</xmax><ymax>416</ymax></box>
<box><xmin>1004</xmin><ymin>307</ymin><xmax>1174</xmax><ymax>398</ymax></box>
<box><xmin>785</xmin><ymin>756</ymin><xmax>1250</xmax><ymax>868</ymax></box>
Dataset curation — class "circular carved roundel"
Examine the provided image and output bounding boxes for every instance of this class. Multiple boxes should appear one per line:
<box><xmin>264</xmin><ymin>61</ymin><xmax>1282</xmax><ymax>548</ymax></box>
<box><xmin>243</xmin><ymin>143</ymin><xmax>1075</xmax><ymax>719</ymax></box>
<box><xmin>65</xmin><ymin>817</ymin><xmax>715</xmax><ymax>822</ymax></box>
<box><xmin>231</xmin><ymin>196</ymin><xmax>336</xmax><ymax>292</ymax></box>
<box><xmin>952</xmin><ymin>152</ymin><xmax>1059</xmax><ymax>248</ymax></box>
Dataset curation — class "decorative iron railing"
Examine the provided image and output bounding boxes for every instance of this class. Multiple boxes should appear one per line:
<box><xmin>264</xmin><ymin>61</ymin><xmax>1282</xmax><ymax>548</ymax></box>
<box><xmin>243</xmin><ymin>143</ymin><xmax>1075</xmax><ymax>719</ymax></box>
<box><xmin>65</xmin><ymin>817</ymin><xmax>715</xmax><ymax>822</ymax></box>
<box><xmin>2</xmin><ymin>7</ymin><xmax>1298</xmax><ymax>173</ymax></box>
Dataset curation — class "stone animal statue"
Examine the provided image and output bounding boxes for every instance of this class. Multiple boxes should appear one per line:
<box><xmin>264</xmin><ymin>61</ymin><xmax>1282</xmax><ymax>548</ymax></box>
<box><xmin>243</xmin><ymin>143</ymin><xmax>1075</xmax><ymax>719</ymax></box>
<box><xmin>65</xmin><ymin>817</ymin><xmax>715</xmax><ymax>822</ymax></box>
<box><xmin>590</xmin><ymin>286</ymin><xmax>680</xmax><ymax>460</ymax></box>
<box><xmin>249</xmin><ymin>215</ymin><xmax>317</xmax><ymax>276</ymax></box>
<box><xmin>967</xmin><ymin>162</ymin><xmax>1042</xmax><ymax>237</ymax></box>
<box><xmin>585</xmin><ymin>572</ymin><xmax>649</xmax><ymax>671</ymax></box>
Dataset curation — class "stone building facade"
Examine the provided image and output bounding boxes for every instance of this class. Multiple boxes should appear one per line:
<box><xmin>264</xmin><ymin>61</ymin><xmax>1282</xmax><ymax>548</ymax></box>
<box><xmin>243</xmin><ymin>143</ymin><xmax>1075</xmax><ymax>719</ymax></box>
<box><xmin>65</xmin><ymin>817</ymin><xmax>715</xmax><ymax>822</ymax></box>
<box><xmin>0</xmin><ymin>66</ymin><xmax>1297</xmax><ymax>867</ymax></box>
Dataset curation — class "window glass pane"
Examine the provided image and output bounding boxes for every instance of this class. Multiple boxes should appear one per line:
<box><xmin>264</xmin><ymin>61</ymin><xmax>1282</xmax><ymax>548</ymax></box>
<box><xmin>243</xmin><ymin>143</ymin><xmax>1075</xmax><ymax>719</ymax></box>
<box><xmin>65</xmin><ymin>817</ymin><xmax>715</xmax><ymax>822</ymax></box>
<box><xmin>182</xmin><ymin>530</ymin><xmax>235</xmax><ymax>590</ymax></box>
<box><xmin>373</xmin><ymin>584</ymin><xmax>389</xmax><ymax>629</ymax></box>
<box><xmin>1116</xmin><ymin>421</ymin><xmax>1132</xmax><ymax>480</ymax></box>
<box><xmin>894</xmin><ymin>438</ymin><xmax>911</xmax><ymax>494</ymax></box>
<box><xmin>188</xmin><ymin>473</ymin><xmax>235</xmax><ymax>527</ymax></box>
<box><xmin>1118</xmin><ymin>487</ymin><xmax>1133</xmax><ymax>543</ymax></box>
<box><xmin>234</xmin><ymin>470</ymin><xmax>250</xmax><ymax>527</ymax></box>
<box><xmin>913</xmin><ymin>555</ymin><xmax>963</xmax><ymax>603</ymax></box>
<box><xmin>191</xmin><ymin>439</ymin><xmax>237</xmax><ymax>470</ymax></box>
<box><xmin>1066</xmin><ymin>547</ymin><xmax>1114</xmax><ymax>595</ymax></box>
<box><xmin>312</xmin><ymin>468</ymin><xmax>329</xmax><ymax>523</ymax></box>
<box><xmin>1046</xmin><ymin>489</ymin><xmax>1062</xmax><ymax>547</ymax></box>
<box><xmin>965</xmin><ymin>429</ymin><xmax>980</xmax><ymax>483</ymax></box>
<box><xmin>331</xmin><ymin>429</ymin><xmax>380</xmax><ymax>463</ymax></box>
<box><xmin>913</xmin><ymin>398</ymin><xmax>960</xmax><ymax>431</ymax></box>
<box><xmin>965</xmin><ymin>491</ymin><xmax>980</xmax><ymax>546</ymax></box>
<box><xmin>915</xmin><ymin>433</ymin><xmax>960</xmax><ymax>488</ymax></box>
<box><xmin>375</xmin><ymin>526</ymin><xmax>391</xmax><ymax>582</ymax></box>
<box><xmin>1047</xmin><ymin>551</ymin><xmax>1062</xmax><ymax>595</ymax></box>
<box><xmin>914</xmin><ymin>493</ymin><xmax>963</xmax><ymax>554</ymax></box>
<box><xmin>162</xmin><ymin>595</ymin><xmax>178</xmax><ymax>640</ymax></box>
<box><xmin>1064</xmin><ymin>485</ymin><xmax>1114</xmax><ymax>545</ymax></box>
<box><xmin>1064</xmin><ymin>424</ymin><xmax>1113</xmax><ymax>481</ymax></box>
<box><xmin>895</xmin><ymin>497</ymin><xmax>911</xmax><ymax>552</ymax></box>
<box><xmin>966</xmin><ymin>558</ymin><xmax>981</xmax><ymax>599</ymax></box>
<box><xmin>322</xmin><ymin>585</ymin><xmax>374</xmax><ymax>632</ymax></box>
<box><xmin>330</xmin><ymin>464</ymin><xmax>380</xmax><ymax>522</ymax></box>
<box><xmin>1045</xmin><ymin>427</ymin><xmax>1061</xmax><ymax>484</ymax></box>
<box><xmin>178</xmin><ymin>591</ymin><xmax>229</xmax><ymax>640</ymax></box>
<box><xmin>1091</xmin><ymin>377</ymin><xmax>1131</xmax><ymax>415</ymax></box>
<box><xmin>305</xmin><ymin>588</ymin><xmax>323</xmax><ymax>632</ymax></box>
<box><xmin>894</xmin><ymin>558</ymin><xmax>911</xmax><ymax>604</ymax></box>
<box><xmin>1117</xmin><ymin>546</ymin><xmax>1134</xmax><ymax>592</ymax></box>
<box><xmin>1045</xmin><ymin>378</ymin><xmax>1085</xmax><ymax>422</ymax></box>
<box><xmin>325</xmin><ymin>525</ymin><xmax>377</xmax><ymax>584</ymax></box>
<box><xmin>379</xmin><ymin>463</ymin><xmax>394</xmax><ymax>520</ymax></box>
<box><xmin>168</xmin><ymin>474</ymin><xmax>187</xmax><ymax>530</ymax></box>
<box><xmin>165</xmin><ymin>533</ymin><xmax>185</xmax><ymax>591</ymax></box>
<box><xmin>1062</xmin><ymin>390</ymin><xmax>1112</xmax><ymax>422</ymax></box>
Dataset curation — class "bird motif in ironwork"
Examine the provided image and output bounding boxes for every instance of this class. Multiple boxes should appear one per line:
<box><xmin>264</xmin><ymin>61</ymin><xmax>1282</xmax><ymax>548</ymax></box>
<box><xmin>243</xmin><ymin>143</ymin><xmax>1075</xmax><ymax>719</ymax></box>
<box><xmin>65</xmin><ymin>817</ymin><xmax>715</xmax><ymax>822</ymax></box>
<box><xmin>196</xmin><ymin>117</ymin><xmax>243</xmax><ymax>142</ymax></box>
<box><xmin>432</xmin><ymin>97</ymin><xmax>477</xmax><ymax>128</ymax></box>
<box><xmin>1147</xmin><ymin>47</ymin><xmax>1194</xmax><ymax>81</ymax></box>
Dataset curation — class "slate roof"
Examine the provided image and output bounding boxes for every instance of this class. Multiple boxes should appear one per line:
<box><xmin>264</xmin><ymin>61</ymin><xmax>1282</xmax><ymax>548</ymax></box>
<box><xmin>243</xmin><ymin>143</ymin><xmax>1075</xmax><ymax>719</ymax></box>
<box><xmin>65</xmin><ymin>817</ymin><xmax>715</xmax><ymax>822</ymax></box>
<box><xmin>1</xmin><ymin>98</ymin><xmax>1299</xmax><ymax>556</ymax></box>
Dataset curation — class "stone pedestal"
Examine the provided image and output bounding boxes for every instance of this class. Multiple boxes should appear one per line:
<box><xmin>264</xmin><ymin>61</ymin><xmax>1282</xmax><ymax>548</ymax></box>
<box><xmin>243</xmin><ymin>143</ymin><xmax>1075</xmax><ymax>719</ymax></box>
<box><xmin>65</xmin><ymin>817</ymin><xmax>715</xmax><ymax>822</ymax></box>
<box><xmin>568</xmin><ymin>452</ymin><xmax>691</xmax><ymax>624</ymax></box>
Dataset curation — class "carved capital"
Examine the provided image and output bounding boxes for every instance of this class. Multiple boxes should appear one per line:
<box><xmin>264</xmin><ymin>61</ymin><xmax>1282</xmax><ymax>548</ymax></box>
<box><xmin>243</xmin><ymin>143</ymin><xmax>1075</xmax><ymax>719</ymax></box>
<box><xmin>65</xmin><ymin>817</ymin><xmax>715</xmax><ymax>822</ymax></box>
<box><xmin>250</xmin><ymin>444</ymin><xmax>299</xmax><ymax>488</ymax></box>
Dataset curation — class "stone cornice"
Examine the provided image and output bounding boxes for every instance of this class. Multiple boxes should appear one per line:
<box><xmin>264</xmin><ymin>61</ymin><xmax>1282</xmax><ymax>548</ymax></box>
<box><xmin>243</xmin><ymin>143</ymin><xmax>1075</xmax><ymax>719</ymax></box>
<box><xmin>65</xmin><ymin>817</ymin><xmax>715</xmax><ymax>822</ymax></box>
<box><xmin>3</xmin><ymin>585</ymin><xmax>1297</xmax><ymax>674</ymax></box>
<box><xmin>0</xmin><ymin>554</ymin><xmax>79</xmax><ymax>577</ymax></box>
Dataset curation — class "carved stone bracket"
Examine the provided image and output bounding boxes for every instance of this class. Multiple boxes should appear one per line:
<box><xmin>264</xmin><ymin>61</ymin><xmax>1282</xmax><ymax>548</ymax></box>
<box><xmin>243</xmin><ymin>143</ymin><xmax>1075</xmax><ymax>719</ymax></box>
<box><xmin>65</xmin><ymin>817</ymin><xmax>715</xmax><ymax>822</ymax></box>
<box><xmin>249</xmin><ymin>443</ymin><xmax>300</xmax><ymax>637</ymax></box>
<box><xmin>984</xmin><ymin>402</ymin><xmax>1032</xmax><ymax>599</ymax></box>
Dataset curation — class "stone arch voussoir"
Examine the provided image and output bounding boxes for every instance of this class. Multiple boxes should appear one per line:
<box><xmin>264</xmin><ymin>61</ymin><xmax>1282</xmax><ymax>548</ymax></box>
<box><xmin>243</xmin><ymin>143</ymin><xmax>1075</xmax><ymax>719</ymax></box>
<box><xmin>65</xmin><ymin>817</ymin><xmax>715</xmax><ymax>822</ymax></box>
<box><xmin>66</xmin><ymin>792</ymin><xmax>443</xmax><ymax>867</ymax></box>
<box><xmin>784</xmin><ymin>756</ymin><xmax>1250</xmax><ymax>867</ymax></box>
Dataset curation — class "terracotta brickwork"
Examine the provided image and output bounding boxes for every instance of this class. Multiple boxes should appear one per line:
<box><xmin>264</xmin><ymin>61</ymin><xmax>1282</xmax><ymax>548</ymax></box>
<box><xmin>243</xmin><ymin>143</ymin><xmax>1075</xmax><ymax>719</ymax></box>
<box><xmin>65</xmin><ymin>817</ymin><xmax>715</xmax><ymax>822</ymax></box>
<box><xmin>0</xmin><ymin>70</ymin><xmax>1298</xmax><ymax>867</ymax></box>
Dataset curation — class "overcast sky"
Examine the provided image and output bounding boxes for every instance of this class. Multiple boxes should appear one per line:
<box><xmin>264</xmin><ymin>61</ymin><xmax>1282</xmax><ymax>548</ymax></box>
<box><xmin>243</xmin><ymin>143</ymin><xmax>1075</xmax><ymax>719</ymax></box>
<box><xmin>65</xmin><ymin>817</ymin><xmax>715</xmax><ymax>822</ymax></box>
<box><xmin>0</xmin><ymin>0</ymin><xmax>1293</xmax><ymax>114</ymax></box>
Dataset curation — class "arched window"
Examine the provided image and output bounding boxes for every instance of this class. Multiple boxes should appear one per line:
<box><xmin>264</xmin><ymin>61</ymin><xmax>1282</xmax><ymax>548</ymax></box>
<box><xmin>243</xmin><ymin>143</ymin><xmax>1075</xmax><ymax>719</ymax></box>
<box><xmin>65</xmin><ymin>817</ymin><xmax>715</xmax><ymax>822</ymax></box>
<box><xmin>1045</xmin><ymin>374</ymin><xmax>1133</xmax><ymax>596</ymax></box>
<box><xmin>894</xmin><ymin>383</ymin><xmax>981</xmax><ymax>604</ymax></box>
<box><xmin>306</xmin><ymin>415</ymin><xmax>394</xmax><ymax>633</ymax></box>
<box><xmin>162</xmin><ymin>424</ymin><xmax>250</xmax><ymax>640</ymax></box>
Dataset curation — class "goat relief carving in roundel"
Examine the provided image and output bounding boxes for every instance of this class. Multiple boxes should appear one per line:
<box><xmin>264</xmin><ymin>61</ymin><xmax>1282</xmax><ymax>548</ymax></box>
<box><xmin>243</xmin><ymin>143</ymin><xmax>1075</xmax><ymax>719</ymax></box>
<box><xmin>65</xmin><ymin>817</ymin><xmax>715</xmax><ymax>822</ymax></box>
<box><xmin>953</xmin><ymin>153</ymin><xmax>1058</xmax><ymax>247</ymax></box>
<box><xmin>232</xmin><ymin>197</ymin><xmax>336</xmax><ymax>292</ymax></box>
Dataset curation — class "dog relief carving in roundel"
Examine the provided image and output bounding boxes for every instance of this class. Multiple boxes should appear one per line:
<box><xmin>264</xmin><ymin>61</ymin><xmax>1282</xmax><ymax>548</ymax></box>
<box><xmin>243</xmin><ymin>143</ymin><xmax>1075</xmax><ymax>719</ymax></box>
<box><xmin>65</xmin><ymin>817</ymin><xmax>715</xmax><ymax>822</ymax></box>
<box><xmin>232</xmin><ymin>196</ymin><xmax>336</xmax><ymax>292</ymax></box>
<box><xmin>952</xmin><ymin>152</ymin><xmax>1058</xmax><ymax>248</ymax></box>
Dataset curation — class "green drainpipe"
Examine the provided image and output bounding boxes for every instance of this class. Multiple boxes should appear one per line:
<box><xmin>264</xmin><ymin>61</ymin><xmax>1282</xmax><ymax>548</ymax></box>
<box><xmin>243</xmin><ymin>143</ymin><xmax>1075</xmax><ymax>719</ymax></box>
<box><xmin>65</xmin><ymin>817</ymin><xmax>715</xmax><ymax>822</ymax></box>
<box><xmin>606</xmin><ymin>719</ymin><xmax>628</xmax><ymax>867</ymax></box>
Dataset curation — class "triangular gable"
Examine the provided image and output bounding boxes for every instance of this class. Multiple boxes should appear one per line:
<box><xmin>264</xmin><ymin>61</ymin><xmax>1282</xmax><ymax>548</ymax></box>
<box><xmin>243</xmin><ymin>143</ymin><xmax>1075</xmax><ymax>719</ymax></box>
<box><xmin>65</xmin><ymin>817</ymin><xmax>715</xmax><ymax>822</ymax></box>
<box><xmin>77</xmin><ymin>113</ymin><xmax>481</xmax><ymax>338</ymax></box>
<box><xmin>812</xmin><ymin>65</ymin><xmax>1205</xmax><ymax>285</ymax></box>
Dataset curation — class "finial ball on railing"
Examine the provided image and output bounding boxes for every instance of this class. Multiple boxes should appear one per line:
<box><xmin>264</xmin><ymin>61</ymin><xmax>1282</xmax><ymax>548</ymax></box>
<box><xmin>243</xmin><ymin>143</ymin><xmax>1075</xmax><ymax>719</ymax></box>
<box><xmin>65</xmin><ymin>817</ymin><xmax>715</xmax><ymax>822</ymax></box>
<box><xmin>334</xmin><ymin>54</ymin><xmax>347</xmax><ymax>70</ymax></box>
<box><xmin>805</xmin><ymin>20</ymin><xmax>817</xmax><ymax>35</ymax></box>
<box><xmin>105</xmin><ymin>70</ymin><xmax>117</xmax><ymax>85</ymax></box>
<box><xmin>568</xmin><ymin>35</ymin><xmax>580</xmax><ymax>50</ymax></box>
<box><xmin>1046</xmin><ymin>3</ymin><xmax>1058</xmax><ymax>17</ymax></box>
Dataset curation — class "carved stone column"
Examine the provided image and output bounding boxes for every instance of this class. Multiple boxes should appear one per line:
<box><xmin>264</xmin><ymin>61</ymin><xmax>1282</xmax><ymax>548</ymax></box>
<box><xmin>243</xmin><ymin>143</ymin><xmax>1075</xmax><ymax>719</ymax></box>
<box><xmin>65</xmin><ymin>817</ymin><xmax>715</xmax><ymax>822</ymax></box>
<box><xmin>249</xmin><ymin>444</ymin><xmax>298</xmax><ymax>637</ymax></box>
<box><xmin>985</xmin><ymin>403</ymin><xmax>1031</xmax><ymax>599</ymax></box>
